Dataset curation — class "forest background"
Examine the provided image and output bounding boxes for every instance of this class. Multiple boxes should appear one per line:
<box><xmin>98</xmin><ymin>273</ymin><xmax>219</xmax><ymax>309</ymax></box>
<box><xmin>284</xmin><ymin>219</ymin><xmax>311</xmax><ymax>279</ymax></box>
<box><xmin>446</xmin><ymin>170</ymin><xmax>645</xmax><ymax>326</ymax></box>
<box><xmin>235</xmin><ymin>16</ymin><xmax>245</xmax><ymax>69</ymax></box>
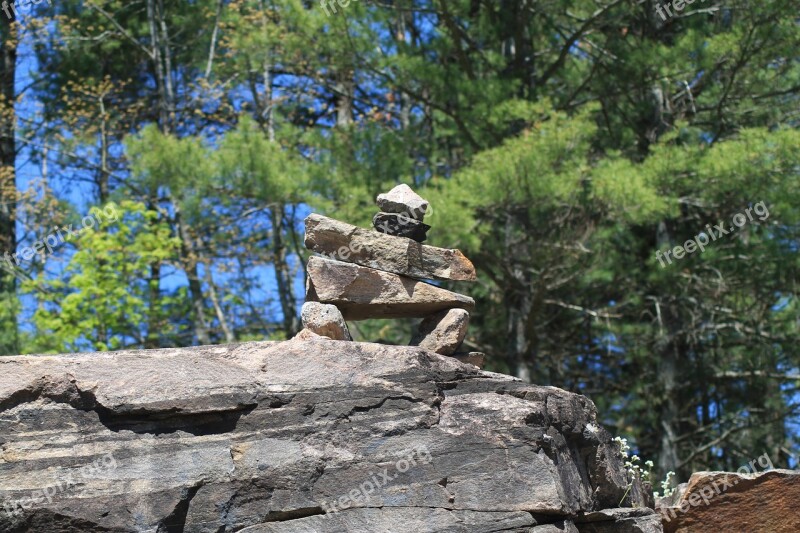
<box><xmin>1</xmin><ymin>0</ymin><xmax>798</xmax><ymax>486</ymax></box>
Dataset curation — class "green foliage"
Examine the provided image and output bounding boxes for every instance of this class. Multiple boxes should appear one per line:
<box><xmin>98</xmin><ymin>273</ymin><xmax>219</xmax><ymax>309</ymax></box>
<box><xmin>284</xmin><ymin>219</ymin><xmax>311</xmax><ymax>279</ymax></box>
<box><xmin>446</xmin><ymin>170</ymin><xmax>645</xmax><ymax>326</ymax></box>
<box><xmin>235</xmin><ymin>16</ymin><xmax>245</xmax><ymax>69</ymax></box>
<box><xmin>23</xmin><ymin>202</ymin><xmax>181</xmax><ymax>353</ymax></box>
<box><xmin>4</xmin><ymin>0</ymin><xmax>798</xmax><ymax>485</ymax></box>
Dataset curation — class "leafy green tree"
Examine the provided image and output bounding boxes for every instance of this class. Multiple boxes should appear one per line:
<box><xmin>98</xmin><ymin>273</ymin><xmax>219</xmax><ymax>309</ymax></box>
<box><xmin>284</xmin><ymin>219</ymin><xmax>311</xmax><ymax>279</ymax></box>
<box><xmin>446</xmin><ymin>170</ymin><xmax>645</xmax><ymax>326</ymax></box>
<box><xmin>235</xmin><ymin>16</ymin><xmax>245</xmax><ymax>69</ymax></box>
<box><xmin>23</xmin><ymin>201</ymin><xmax>181</xmax><ymax>352</ymax></box>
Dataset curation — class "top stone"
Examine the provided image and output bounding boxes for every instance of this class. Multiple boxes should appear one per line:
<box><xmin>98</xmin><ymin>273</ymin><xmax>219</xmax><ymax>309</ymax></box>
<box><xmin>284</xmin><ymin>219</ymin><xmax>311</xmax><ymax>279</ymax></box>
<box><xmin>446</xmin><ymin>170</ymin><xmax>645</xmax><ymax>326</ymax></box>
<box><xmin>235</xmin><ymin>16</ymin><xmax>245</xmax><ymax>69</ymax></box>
<box><xmin>376</xmin><ymin>184</ymin><xmax>429</xmax><ymax>220</ymax></box>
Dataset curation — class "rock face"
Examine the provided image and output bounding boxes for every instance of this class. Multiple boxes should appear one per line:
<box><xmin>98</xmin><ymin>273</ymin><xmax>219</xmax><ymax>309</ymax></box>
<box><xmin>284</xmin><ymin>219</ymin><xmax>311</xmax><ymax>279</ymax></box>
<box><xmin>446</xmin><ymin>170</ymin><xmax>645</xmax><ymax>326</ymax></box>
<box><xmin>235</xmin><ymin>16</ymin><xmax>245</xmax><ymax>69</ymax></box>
<box><xmin>304</xmin><ymin>214</ymin><xmax>476</xmax><ymax>282</ymax></box>
<box><xmin>658</xmin><ymin>469</ymin><xmax>800</xmax><ymax>533</ymax></box>
<box><xmin>306</xmin><ymin>256</ymin><xmax>475</xmax><ymax>320</ymax></box>
<box><xmin>0</xmin><ymin>339</ymin><xmax>657</xmax><ymax>532</ymax></box>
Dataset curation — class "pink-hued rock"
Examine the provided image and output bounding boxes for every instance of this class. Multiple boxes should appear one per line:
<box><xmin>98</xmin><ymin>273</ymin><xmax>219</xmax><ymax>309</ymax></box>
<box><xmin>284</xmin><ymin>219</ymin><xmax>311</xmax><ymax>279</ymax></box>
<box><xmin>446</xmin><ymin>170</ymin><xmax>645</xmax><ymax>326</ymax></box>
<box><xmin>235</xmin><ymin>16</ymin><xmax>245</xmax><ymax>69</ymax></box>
<box><xmin>659</xmin><ymin>469</ymin><xmax>800</xmax><ymax>533</ymax></box>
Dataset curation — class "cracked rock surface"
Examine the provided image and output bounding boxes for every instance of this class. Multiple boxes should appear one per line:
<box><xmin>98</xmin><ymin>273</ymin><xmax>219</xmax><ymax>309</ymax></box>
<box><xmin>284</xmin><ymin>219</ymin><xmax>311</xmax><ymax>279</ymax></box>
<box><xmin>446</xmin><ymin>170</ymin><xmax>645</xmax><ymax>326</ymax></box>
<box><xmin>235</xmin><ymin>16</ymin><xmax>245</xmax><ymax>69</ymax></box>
<box><xmin>0</xmin><ymin>339</ymin><xmax>657</xmax><ymax>532</ymax></box>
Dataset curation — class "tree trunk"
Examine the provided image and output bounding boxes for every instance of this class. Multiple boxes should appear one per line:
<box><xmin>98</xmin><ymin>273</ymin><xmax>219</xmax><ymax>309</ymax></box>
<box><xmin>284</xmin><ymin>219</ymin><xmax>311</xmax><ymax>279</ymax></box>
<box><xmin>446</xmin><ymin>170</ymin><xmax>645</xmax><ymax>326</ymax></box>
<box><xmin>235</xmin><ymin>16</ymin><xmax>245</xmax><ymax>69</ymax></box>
<box><xmin>271</xmin><ymin>205</ymin><xmax>300</xmax><ymax>338</ymax></box>
<box><xmin>148</xmin><ymin>0</ymin><xmax>211</xmax><ymax>345</ymax></box>
<box><xmin>98</xmin><ymin>94</ymin><xmax>109</xmax><ymax>203</ymax></box>
<box><xmin>202</xmin><ymin>254</ymin><xmax>235</xmax><ymax>343</ymax></box>
<box><xmin>145</xmin><ymin>198</ymin><xmax>162</xmax><ymax>349</ymax></box>
<box><xmin>657</xmin><ymin>302</ymin><xmax>682</xmax><ymax>476</ymax></box>
<box><xmin>0</xmin><ymin>22</ymin><xmax>19</xmax><ymax>355</ymax></box>
<box><xmin>249</xmin><ymin>14</ymin><xmax>300</xmax><ymax>338</ymax></box>
<box><xmin>174</xmin><ymin>205</ymin><xmax>211</xmax><ymax>345</ymax></box>
<box><xmin>334</xmin><ymin>74</ymin><xmax>354</xmax><ymax>128</ymax></box>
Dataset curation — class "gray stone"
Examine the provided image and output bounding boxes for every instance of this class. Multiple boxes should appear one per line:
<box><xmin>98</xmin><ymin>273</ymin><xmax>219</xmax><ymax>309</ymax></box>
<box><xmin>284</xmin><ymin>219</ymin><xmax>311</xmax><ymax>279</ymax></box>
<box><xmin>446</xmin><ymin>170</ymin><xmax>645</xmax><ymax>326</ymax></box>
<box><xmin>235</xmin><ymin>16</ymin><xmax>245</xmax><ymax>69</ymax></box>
<box><xmin>376</xmin><ymin>184</ymin><xmax>429</xmax><ymax>220</ymax></box>
<box><xmin>0</xmin><ymin>339</ymin><xmax>651</xmax><ymax>532</ymax></box>
<box><xmin>305</xmin><ymin>214</ymin><xmax>476</xmax><ymax>282</ymax></box>
<box><xmin>411</xmin><ymin>308</ymin><xmax>470</xmax><ymax>355</ymax></box>
<box><xmin>578</xmin><ymin>508</ymin><xmax>658</xmax><ymax>523</ymax></box>
<box><xmin>452</xmin><ymin>352</ymin><xmax>486</xmax><ymax>368</ymax></box>
<box><xmin>240</xmin><ymin>508</ymin><xmax>536</xmax><ymax>532</ymax></box>
<box><xmin>576</xmin><ymin>510</ymin><xmax>662</xmax><ymax>533</ymax></box>
<box><xmin>300</xmin><ymin>302</ymin><xmax>351</xmax><ymax>340</ymax></box>
<box><xmin>373</xmin><ymin>212</ymin><xmax>430</xmax><ymax>242</ymax></box>
<box><xmin>534</xmin><ymin>520</ymin><xmax>579</xmax><ymax>532</ymax></box>
<box><xmin>306</xmin><ymin>256</ymin><xmax>475</xmax><ymax>320</ymax></box>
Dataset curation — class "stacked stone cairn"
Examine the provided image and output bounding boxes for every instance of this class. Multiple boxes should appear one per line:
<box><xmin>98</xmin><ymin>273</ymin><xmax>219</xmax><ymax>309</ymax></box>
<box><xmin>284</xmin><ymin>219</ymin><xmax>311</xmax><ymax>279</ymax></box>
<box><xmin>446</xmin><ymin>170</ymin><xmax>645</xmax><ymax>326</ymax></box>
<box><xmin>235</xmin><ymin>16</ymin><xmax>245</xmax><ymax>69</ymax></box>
<box><xmin>298</xmin><ymin>184</ymin><xmax>484</xmax><ymax>366</ymax></box>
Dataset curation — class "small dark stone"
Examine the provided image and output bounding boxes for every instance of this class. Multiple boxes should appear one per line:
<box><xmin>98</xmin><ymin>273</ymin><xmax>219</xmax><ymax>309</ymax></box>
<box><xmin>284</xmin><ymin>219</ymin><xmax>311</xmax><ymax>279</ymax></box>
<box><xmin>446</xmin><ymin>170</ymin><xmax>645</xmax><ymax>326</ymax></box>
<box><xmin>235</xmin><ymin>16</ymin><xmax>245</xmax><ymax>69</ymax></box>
<box><xmin>373</xmin><ymin>212</ymin><xmax>431</xmax><ymax>242</ymax></box>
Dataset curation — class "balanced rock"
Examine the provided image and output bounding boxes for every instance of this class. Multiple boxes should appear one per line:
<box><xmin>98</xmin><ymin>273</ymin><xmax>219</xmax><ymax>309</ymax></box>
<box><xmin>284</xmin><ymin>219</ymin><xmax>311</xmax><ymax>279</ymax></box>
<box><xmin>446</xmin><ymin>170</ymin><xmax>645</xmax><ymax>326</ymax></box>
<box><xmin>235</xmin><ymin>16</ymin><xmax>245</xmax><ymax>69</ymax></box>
<box><xmin>373</xmin><ymin>212</ymin><xmax>430</xmax><ymax>242</ymax></box>
<box><xmin>376</xmin><ymin>184</ymin><xmax>429</xmax><ymax>220</ymax></box>
<box><xmin>305</xmin><ymin>214</ymin><xmax>476</xmax><ymax>282</ymax></box>
<box><xmin>411</xmin><ymin>308</ymin><xmax>470</xmax><ymax>355</ymax></box>
<box><xmin>306</xmin><ymin>256</ymin><xmax>475</xmax><ymax>320</ymax></box>
<box><xmin>300</xmin><ymin>301</ymin><xmax>351</xmax><ymax>341</ymax></box>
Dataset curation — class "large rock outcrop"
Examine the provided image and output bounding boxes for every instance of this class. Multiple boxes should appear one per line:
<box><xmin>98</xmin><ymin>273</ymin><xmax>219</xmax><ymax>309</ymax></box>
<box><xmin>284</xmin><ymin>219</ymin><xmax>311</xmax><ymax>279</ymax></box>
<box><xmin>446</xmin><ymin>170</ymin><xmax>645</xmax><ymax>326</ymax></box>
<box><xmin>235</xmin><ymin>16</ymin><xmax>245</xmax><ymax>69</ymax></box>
<box><xmin>0</xmin><ymin>340</ymin><xmax>660</xmax><ymax>532</ymax></box>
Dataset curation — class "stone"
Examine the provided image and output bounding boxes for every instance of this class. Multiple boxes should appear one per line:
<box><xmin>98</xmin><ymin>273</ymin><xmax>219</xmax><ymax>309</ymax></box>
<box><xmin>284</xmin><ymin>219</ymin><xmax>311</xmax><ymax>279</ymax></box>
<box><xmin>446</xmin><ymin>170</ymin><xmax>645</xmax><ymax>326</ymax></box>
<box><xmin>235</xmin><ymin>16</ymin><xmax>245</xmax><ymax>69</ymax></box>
<box><xmin>300</xmin><ymin>302</ymin><xmax>351</xmax><ymax>341</ymax></box>
<box><xmin>410</xmin><ymin>308</ymin><xmax>470</xmax><ymax>355</ymax></box>
<box><xmin>373</xmin><ymin>212</ymin><xmax>430</xmax><ymax>242</ymax></box>
<box><xmin>533</xmin><ymin>520</ymin><xmax>579</xmax><ymax>532</ymax></box>
<box><xmin>577</xmin><ymin>508</ymin><xmax>663</xmax><ymax>532</ymax></box>
<box><xmin>305</xmin><ymin>214</ymin><xmax>476</xmax><ymax>282</ymax></box>
<box><xmin>452</xmin><ymin>352</ymin><xmax>486</xmax><ymax>368</ymax></box>
<box><xmin>659</xmin><ymin>469</ymin><xmax>800</xmax><ymax>533</ymax></box>
<box><xmin>0</xmin><ymin>339</ymin><xmax>653</xmax><ymax>532</ymax></box>
<box><xmin>292</xmin><ymin>328</ymin><xmax>327</xmax><ymax>341</ymax></box>
<box><xmin>305</xmin><ymin>256</ymin><xmax>475</xmax><ymax>320</ymax></box>
<box><xmin>376</xmin><ymin>184</ymin><xmax>429</xmax><ymax>220</ymax></box>
<box><xmin>240</xmin><ymin>508</ymin><xmax>537</xmax><ymax>532</ymax></box>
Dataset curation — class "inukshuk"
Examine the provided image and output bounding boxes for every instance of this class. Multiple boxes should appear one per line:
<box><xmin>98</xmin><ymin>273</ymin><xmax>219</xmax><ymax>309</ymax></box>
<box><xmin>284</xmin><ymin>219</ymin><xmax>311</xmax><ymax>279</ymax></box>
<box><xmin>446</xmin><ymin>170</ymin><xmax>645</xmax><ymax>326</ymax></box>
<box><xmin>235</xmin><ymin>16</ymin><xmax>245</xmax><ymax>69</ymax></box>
<box><xmin>299</xmin><ymin>184</ymin><xmax>482</xmax><ymax>363</ymax></box>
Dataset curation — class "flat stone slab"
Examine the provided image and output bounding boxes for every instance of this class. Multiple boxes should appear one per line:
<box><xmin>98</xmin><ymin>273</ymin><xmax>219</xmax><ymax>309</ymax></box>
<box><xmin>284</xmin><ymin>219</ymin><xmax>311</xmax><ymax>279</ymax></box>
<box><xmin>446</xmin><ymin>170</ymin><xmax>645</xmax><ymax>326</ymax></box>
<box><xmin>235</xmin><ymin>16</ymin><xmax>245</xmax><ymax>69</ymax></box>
<box><xmin>305</xmin><ymin>214</ymin><xmax>476</xmax><ymax>282</ymax></box>
<box><xmin>376</xmin><ymin>184</ymin><xmax>429</xmax><ymax>220</ymax></box>
<box><xmin>305</xmin><ymin>256</ymin><xmax>475</xmax><ymax>320</ymax></box>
